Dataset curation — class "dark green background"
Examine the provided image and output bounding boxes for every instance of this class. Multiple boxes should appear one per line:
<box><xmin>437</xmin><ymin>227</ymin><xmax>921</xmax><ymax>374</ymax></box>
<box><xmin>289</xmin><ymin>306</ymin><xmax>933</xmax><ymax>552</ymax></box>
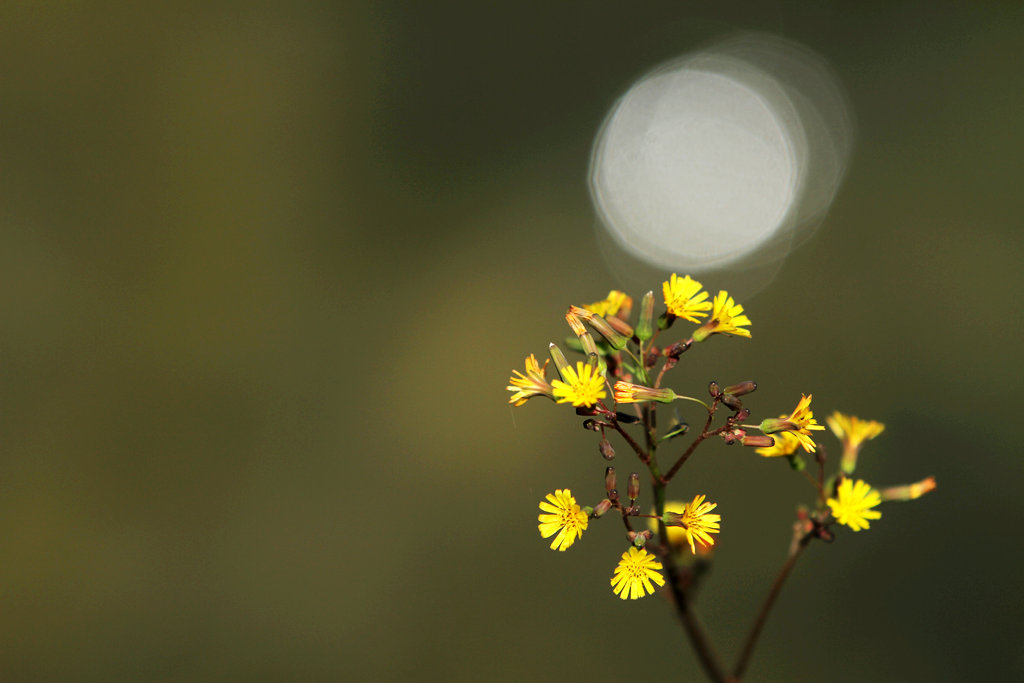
<box><xmin>1</xmin><ymin>3</ymin><xmax>1020</xmax><ymax>681</ymax></box>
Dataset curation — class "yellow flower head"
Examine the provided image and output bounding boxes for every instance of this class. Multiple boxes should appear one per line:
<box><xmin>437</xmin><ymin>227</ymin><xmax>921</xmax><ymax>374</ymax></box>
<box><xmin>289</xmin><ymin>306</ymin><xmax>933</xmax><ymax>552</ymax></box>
<box><xmin>827</xmin><ymin>478</ymin><xmax>882</xmax><ymax>532</ymax></box>
<box><xmin>764</xmin><ymin>394</ymin><xmax>825</xmax><ymax>453</ymax></box>
<box><xmin>692</xmin><ymin>290</ymin><xmax>751</xmax><ymax>342</ymax></box>
<box><xmin>584</xmin><ymin>290</ymin><xmax>632</xmax><ymax>319</ymax></box>
<box><xmin>506</xmin><ymin>354</ymin><xmax>554</xmax><ymax>406</ymax></box>
<box><xmin>551</xmin><ymin>361</ymin><xmax>607</xmax><ymax>408</ymax></box>
<box><xmin>610</xmin><ymin>547</ymin><xmax>666</xmax><ymax>600</ymax></box>
<box><xmin>827</xmin><ymin>411</ymin><xmax>886</xmax><ymax>474</ymax></box>
<box><xmin>662</xmin><ymin>274</ymin><xmax>712</xmax><ymax>323</ymax></box>
<box><xmin>538</xmin><ymin>489</ymin><xmax>589</xmax><ymax>551</ymax></box>
<box><xmin>755</xmin><ymin>429</ymin><xmax>801</xmax><ymax>458</ymax></box>
<box><xmin>662</xmin><ymin>494</ymin><xmax>721</xmax><ymax>554</ymax></box>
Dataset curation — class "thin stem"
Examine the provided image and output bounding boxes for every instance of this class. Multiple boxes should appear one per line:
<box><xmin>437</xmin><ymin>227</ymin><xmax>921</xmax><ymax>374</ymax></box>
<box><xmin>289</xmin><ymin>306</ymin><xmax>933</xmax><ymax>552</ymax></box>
<box><xmin>731</xmin><ymin>532</ymin><xmax>813</xmax><ymax>680</ymax></box>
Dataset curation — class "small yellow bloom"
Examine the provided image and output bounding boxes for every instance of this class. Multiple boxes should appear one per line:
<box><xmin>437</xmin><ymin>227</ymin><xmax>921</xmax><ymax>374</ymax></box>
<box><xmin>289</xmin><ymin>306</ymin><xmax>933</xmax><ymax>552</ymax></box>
<box><xmin>827</xmin><ymin>478</ymin><xmax>882</xmax><ymax>531</ymax></box>
<box><xmin>610</xmin><ymin>547</ymin><xmax>666</xmax><ymax>600</ymax></box>
<box><xmin>763</xmin><ymin>394</ymin><xmax>826</xmax><ymax>453</ymax></box>
<box><xmin>538</xmin><ymin>489</ymin><xmax>589</xmax><ymax>551</ymax></box>
<box><xmin>692</xmin><ymin>290</ymin><xmax>751</xmax><ymax>341</ymax></box>
<box><xmin>755</xmin><ymin>429</ymin><xmax>801</xmax><ymax>458</ymax></box>
<box><xmin>551</xmin><ymin>361</ymin><xmax>607</xmax><ymax>408</ymax></box>
<box><xmin>506</xmin><ymin>354</ymin><xmax>554</xmax><ymax>406</ymax></box>
<box><xmin>663</xmin><ymin>494</ymin><xmax>721</xmax><ymax>553</ymax></box>
<box><xmin>827</xmin><ymin>411</ymin><xmax>886</xmax><ymax>474</ymax></box>
<box><xmin>584</xmin><ymin>290</ymin><xmax>632</xmax><ymax>319</ymax></box>
<box><xmin>662</xmin><ymin>274</ymin><xmax>712</xmax><ymax>323</ymax></box>
<box><xmin>612</xmin><ymin>381</ymin><xmax>677</xmax><ymax>404</ymax></box>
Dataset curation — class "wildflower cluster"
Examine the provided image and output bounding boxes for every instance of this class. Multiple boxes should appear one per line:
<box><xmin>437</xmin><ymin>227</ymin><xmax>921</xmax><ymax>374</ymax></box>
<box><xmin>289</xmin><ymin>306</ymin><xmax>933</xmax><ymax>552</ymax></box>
<box><xmin>505</xmin><ymin>275</ymin><xmax>935</xmax><ymax>679</ymax></box>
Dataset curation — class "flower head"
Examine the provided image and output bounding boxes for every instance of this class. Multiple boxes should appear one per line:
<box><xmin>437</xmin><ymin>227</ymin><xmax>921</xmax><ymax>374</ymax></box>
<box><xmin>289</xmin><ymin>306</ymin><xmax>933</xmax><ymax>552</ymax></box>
<box><xmin>755</xmin><ymin>429</ymin><xmax>801</xmax><ymax>458</ymax></box>
<box><xmin>506</xmin><ymin>354</ymin><xmax>554</xmax><ymax>406</ymax></box>
<box><xmin>662</xmin><ymin>274</ymin><xmax>712</xmax><ymax>323</ymax></box>
<box><xmin>827</xmin><ymin>411</ymin><xmax>886</xmax><ymax>474</ymax></box>
<box><xmin>551</xmin><ymin>361</ymin><xmax>607</xmax><ymax>408</ymax></box>
<box><xmin>762</xmin><ymin>394</ymin><xmax>826</xmax><ymax>453</ymax></box>
<box><xmin>613</xmin><ymin>381</ymin><xmax>677</xmax><ymax>404</ymax></box>
<box><xmin>663</xmin><ymin>494</ymin><xmax>721</xmax><ymax>554</ymax></box>
<box><xmin>584</xmin><ymin>290</ymin><xmax>632</xmax><ymax>319</ymax></box>
<box><xmin>827</xmin><ymin>478</ymin><xmax>882</xmax><ymax>531</ymax></box>
<box><xmin>538</xmin><ymin>489</ymin><xmax>589</xmax><ymax>551</ymax></box>
<box><xmin>610</xmin><ymin>547</ymin><xmax>665</xmax><ymax>600</ymax></box>
<box><xmin>692</xmin><ymin>290</ymin><xmax>751</xmax><ymax>342</ymax></box>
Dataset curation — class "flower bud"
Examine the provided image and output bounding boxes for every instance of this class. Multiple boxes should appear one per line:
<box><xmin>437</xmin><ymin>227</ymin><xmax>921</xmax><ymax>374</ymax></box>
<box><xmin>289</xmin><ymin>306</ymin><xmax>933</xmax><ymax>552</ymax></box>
<box><xmin>604</xmin><ymin>467</ymin><xmax>617</xmax><ymax>495</ymax></box>
<box><xmin>741</xmin><ymin>435</ymin><xmax>775</xmax><ymax>448</ymax></box>
<box><xmin>708</xmin><ymin>381</ymin><xmax>721</xmax><ymax>398</ymax></box>
<box><xmin>548</xmin><ymin>343</ymin><xmax>571</xmax><ymax>378</ymax></box>
<box><xmin>627</xmin><ymin>472</ymin><xmax>640</xmax><ymax>502</ymax></box>
<box><xmin>723</xmin><ymin>381</ymin><xmax>757</xmax><ymax>397</ymax></box>
<box><xmin>592</xmin><ymin>498</ymin><xmax>614</xmax><ymax>517</ymax></box>
<box><xmin>880</xmin><ymin>476</ymin><xmax>937</xmax><ymax>501</ymax></box>
<box><xmin>582</xmin><ymin>419</ymin><xmax>600</xmax><ymax>431</ymax></box>
<box><xmin>665</xmin><ymin>340</ymin><xmax>691</xmax><ymax>360</ymax></box>
<box><xmin>721</xmin><ymin>393</ymin><xmax>743</xmax><ymax>411</ymax></box>
<box><xmin>607</xmin><ymin>315</ymin><xmax>634</xmax><ymax>338</ymax></box>
<box><xmin>636</xmin><ymin>291</ymin><xmax>655</xmax><ymax>341</ymax></box>
<box><xmin>599</xmin><ymin>439</ymin><xmax>616</xmax><ymax>460</ymax></box>
<box><xmin>578</xmin><ymin>310</ymin><xmax>630</xmax><ymax>350</ymax></box>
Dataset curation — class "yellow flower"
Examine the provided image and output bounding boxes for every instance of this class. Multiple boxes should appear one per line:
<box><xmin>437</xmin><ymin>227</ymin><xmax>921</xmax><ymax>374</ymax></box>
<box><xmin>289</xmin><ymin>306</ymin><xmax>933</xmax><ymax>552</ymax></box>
<box><xmin>827</xmin><ymin>411</ymin><xmax>885</xmax><ymax>474</ymax></box>
<box><xmin>692</xmin><ymin>290</ymin><xmax>751</xmax><ymax>341</ymax></box>
<box><xmin>538</xmin><ymin>489</ymin><xmax>589</xmax><ymax>551</ymax></box>
<box><xmin>662</xmin><ymin>274</ymin><xmax>712</xmax><ymax>323</ymax></box>
<box><xmin>755</xmin><ymin>429</ymin><xmax>801</xmax><ymax>458</ymax></box>
<box><xmin>610</xmin><ymin>547</ymin><xmax>665</xmax><ymax>600</ymax></box>
<box><xmin>662</xmin><ymin>494</ymin><xmax>721</xmax><ymax>554</ymax></box>
<box><xmin>827</xmin><ymin>478</ymin><xmax>882</xmax><ymax>531</ymax></box>
<box><xmin>612</xmin><ymin>381</ymin><xmax>677</xmax><ymax>404</ymax></box>
<box><xmin>506</xmin><ymin>354</ymin><xmax>554</xmax><ymax>406</ymax></box>
<box><xmin>584</xmin><ymin>290</ymin><xmax>632</xmax><ymax>319</ymax></box>
<box><xmin>551</xmin><ymin>361</ymin><xmax>607</xmax><ymax>408</ymax></box>
<box><xmin>762</xmin><ymin>394</ymin><xmax>826</xmax><ymax>453</ymax></box>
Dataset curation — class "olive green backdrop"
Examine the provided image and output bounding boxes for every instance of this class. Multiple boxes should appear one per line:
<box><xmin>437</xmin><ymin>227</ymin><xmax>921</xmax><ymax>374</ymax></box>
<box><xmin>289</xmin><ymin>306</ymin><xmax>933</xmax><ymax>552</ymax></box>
<box><xmin>1</xmin><ymin>2</ymin><xmax>1020</xmax><ymax>681</ymax></box>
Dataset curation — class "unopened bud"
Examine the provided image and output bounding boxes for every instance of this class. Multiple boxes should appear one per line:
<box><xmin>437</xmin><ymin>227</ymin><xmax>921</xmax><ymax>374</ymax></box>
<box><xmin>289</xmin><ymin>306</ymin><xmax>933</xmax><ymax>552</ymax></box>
<box><xmin>627</xmin><ymin>530</ymin><xmax>652</xmax><ymax>547</ymax></box>
<box><xmin>607</xmin><ymin>315</ymin><xmax>634</xmax><ymax>338</ymax></box>
<box><xmin>548</xmin><ymin>343</ymin><xmax>570</xmax><ymax>377</ymax></box>
<box><xmin>734</xmin><ymin>408</ymin><xmax>751</xmax><ymax>421</ymax></box>
<box><xmin>592</xmin><ymin>499</ymin><xmax>613</xmax><ymax>517</ymax></box>
<box><xmin>599</xmin><ymin>439</ymin><xmax>616</xmax><ymax>460</ymax></box>
<box><xmin>636</xmin><ymin>291</ymin><xmax>655</xmax><ymax>341</ymax></box>
<box><xmin>582</xmin><ymin>419</ymin><xmax>600</xmax><ymax>431</ymax></box>
<box><xmin>708</xmin><ymin>381</ymin><xmax>721</xmax><ymax>398</ymax></box>
<box><xmin>604</xmin><ymin>467</ymin><xmax>617</xmax><ymax>495</ymax></box>
<box><xmin>665</xmin><ymin>340</ymin><xmax>691</xmax><ymax>360</ymax></box>
<box><xmin>723</xmin><ymin>381</ymin><xmax>757</xmax><ymax>397</ymax></box>
<box><xmin>880</xmin><ymin>476</ymin><xmax>937</xmax><ymax>501</ymax></box>
<box><xmin>627</xmin><ymin>472</ymin><xmax>640</xmax><ymax>502</ymax></box>
<box><xmin>585</xmin><ymin>312</ymin><xmax>630</xmax><ymax>350</ymax></box>
<box><xmin>741</xmin><ymin>435</ymin><xmax>775</xmax><ymax>448</ymax></box>
<box><xmin>721</xmin><ymin>393</ymin><xmax>743</xmax><ymax>411</ymax></box>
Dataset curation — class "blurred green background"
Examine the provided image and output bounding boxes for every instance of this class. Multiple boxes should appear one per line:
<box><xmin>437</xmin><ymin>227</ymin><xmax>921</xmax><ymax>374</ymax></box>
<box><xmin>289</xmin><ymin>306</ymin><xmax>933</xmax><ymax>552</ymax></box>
<box><xmin>1</xmin><ymin>2</ymin><xmax>1021</xmax><ymax>681</ymax></box>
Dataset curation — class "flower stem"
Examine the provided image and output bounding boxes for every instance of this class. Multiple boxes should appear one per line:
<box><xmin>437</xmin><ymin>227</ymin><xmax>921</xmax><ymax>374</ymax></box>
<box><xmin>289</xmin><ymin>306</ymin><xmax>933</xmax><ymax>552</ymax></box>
<box><xmin>731</xmin><ymin>532</ymin><xmax>813</xmax><ymax>680</ymax></box>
